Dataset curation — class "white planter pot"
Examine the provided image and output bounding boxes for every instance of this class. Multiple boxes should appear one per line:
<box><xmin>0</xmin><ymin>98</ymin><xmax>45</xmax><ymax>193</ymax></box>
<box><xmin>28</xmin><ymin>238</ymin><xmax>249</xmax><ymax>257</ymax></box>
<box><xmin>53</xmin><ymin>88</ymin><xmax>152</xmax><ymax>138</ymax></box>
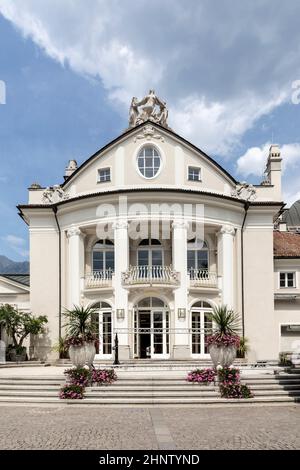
<box><xmin>85</xmin><ymin>342</ymin><xmax>96</xmax><ymax>366</ymax></box>
<box><xmin>219</xmin><ymin>345</ymin><xmax>237</xmax><ymax>367</ymax></box>
<box><xmin>208</xmin><ymin>344</ymin><xmax>220</xmax><ymax>368</ymax></box>
<box><xmin>209</xmin><ymin>344</ymin><xmax>236</xmax><ymax>368</ymax></box>
<box><xmin>69</xmin><ymin>345</ymin><xmax>86</xmax><ymax>368</ymax></box>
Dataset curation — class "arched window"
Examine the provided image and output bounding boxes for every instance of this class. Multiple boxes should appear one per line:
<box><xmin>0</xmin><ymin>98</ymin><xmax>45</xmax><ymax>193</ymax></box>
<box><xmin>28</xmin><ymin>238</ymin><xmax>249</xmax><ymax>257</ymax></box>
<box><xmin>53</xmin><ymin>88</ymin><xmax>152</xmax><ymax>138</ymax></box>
<box><xmin>92</xmin><ymin>240</ymin><xmax>114</xmax><ymax>272</ymax></box>
<box><xmin>187</xmin><ymin>238</ymin><xmax>209</xmax><ymax>272</ymax></box>
<box><xmin>137</xmin><ymin>239</ymin><xmax>163</xmax><ymax>267</ymax></box>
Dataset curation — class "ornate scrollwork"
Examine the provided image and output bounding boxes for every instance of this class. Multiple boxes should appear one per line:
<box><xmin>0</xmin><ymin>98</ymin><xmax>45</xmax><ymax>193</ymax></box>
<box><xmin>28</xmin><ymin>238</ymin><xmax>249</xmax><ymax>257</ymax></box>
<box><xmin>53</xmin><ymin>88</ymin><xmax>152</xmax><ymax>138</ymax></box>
<box><xmin>231</xmin><ymin>182</ymin><xmax>257</xmax><ymax>201</ymax></box>
<box><xmin>42</xmin><ymin>185</ymin><xmax>69</xmax><ymax>204</ymax></box>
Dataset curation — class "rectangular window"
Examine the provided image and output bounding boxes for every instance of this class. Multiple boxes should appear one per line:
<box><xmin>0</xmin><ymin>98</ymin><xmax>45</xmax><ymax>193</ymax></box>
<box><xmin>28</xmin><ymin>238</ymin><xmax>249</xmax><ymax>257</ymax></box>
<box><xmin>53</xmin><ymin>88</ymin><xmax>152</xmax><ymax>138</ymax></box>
<box><xmin>188</xmin><ymin>166</ymin><xmax>201</xmax><ymax>181</ymax></box>
<box><xmin>98</xmin><ymin>168</ymin><xmax>111</xmax><ymax>183</ymax></box>
<box><xmin>279</xmin><ymin>272</ymin><xmax>296</xmax><ymax>288</ymax></box>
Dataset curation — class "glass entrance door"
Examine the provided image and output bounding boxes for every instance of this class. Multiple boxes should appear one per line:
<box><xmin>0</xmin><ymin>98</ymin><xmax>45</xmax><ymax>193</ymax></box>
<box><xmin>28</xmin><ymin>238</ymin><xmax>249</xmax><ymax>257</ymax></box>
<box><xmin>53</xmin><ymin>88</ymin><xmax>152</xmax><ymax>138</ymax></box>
<box><xmin>191</xmin><ymin>309</ymin><xmax>213</xmax><ymax>356</ymax></box>
<box><xmin>134</xmin><ymin>309</ymin><xmax>170</xmax><ymax>358</ymax></box>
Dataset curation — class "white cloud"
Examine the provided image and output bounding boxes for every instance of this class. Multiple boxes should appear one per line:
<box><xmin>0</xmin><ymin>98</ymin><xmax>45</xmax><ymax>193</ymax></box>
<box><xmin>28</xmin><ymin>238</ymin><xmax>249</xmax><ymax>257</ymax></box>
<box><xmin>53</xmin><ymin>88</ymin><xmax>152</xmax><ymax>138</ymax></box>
<box><xmin>236</xmin><ymin>142</ymin><xmax>300</xmax><ymax>207</ymax></box>
<box><xmin>0</xmin><ymin>0</ymin><xmax>299</xmax><ymax>155</ymax></box>
<box><xmin>3</xmin><ymin>235</ymin><xmax>29</xmax><ymax>258</ymax></box>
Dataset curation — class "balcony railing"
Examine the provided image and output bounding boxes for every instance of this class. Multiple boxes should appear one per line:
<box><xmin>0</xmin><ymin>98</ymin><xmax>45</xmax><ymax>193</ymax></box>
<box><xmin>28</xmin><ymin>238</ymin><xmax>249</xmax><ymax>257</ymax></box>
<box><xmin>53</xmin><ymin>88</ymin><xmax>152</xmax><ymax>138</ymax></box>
<box><xmin>188</xmin><ymin>268</ymin><xmax>217</xmax><ymax>287</ymax></box>
<box><xmin>122</xmin><ymin>265</ymin><xmax>180</xmax><ymax>286</ymax></box>
<box><xmin>85</xmin><ymin>269</ymin><xmax>113</xmax><ymax>289</ymax></box>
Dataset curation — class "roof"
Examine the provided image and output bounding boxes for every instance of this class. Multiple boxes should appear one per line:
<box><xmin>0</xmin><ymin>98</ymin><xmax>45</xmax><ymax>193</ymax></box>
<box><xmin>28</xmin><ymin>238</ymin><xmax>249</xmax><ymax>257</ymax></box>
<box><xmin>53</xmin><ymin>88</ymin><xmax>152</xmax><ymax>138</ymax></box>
<box><xmin>61</xmin><ymin>120</ymin><xmax>238</xmax><ymax>188</ymax></box>
<box><xmin>282</xmin><ymin>199</ymin><xmax>300</xmax><ymax>227</ymax></box>
<box><xmin>274</xmin><ymin>231</ymin><xmax>300</xmax><ymax>258</ymax></box>
<box><xmin>0</xmin><ymin>274</ymin><xmax>30</xmax><ymax>287</ymax></box>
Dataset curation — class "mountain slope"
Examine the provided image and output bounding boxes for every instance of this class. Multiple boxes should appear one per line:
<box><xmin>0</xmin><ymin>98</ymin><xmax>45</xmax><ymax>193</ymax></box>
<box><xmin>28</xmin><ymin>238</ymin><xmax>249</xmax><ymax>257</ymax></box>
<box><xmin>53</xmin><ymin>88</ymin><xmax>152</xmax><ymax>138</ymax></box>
<box><xmin>0</xmin><ymin>255</ymin><xmax>29</xmax><ymax>274</ymax></box>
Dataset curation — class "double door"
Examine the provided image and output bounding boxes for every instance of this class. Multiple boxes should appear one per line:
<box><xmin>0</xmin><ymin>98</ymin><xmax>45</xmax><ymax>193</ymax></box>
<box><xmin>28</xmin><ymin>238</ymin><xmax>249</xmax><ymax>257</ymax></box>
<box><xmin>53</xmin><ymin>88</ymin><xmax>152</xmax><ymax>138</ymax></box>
<box><xmin>134</xmin><ymin>309</ymin><xmax>169</xmax><ymax>358</ymax></box>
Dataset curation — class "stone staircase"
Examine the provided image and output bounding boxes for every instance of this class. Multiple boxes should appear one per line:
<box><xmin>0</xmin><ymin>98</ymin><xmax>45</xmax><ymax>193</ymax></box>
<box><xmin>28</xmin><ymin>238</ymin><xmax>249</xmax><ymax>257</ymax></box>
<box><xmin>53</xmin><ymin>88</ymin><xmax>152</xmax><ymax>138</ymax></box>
<box><xmin>0</xmin><ymin>368</ymin><xmax>299</xmax><ymax>406</ymax></box>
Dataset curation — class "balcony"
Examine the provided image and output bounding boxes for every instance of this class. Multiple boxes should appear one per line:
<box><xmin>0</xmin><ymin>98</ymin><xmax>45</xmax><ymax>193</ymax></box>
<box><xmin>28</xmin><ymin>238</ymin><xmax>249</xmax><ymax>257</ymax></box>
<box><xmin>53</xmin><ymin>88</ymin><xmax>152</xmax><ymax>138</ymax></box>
<box><xmin>85</xmin><ymin>269</ymin><xmax>113</xmax><ymax>289</ymax></box>
<box><xmin>122</xmin><ymin>265</ymin><xmax>180</xmax><ymax>287</ymax></box>
<box><xmin>188</xmin><ymin>268</ymin><xmax>218</xmax><ymax>288</ymax></box>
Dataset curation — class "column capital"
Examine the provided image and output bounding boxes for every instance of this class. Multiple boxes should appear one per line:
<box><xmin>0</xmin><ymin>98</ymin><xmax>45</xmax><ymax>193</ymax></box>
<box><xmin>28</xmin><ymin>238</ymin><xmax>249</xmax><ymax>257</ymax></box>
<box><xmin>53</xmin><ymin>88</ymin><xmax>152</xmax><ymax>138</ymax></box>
<box><xmin>172</xmin><ymin>219</ymin><xmax>189</xmax><ymax>231</ymax></box>
<box><xmin>66</xmin><ymin>226</ymin><xmax>83</xmax><ymax>238</ymax></box>
<box><xmin>112</xmin><ymin>219</ymin><xmax>128</xmax><ymax>230</ymax></box>
<box><xmin>219</xmin><ymin>224</ymin><xmax>235</xmax><ymax>236</ymax></box>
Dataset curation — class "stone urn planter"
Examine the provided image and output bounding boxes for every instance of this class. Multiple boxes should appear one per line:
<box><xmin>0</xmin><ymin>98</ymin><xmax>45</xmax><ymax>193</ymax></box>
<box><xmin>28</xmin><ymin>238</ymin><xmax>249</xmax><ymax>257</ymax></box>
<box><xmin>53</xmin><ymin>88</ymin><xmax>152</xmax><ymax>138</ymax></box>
<box><xmin>85</xmin><ymin>342</ymin><xmax>96</xmax><ymax>366</ymax></box>
<box><xmin>209</xmin><ymin>344</ymin><xmax>237</xmax><ymax>368</ymax></box>
<box><xmin>68</xmin><ymin>345</ymin><xmax>86</xmax><ymax>368</ymax></box>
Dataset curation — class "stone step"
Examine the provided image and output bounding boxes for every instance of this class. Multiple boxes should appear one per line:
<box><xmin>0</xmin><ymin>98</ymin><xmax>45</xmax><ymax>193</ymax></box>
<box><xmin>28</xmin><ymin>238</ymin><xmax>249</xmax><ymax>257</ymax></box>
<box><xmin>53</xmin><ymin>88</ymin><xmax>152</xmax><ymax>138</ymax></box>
<box><xmin>0</xmin><ymin>396</ymin><xmax>297</xmax><ymax>405</ymax></box>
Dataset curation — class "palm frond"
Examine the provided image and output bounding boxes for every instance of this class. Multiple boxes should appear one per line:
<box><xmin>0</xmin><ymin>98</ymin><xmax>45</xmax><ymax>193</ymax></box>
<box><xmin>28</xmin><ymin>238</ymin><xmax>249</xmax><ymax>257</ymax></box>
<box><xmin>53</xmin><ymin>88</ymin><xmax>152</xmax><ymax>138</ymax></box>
<box><xmin>63</xmin><ymin>305</ymin><xmax>98</xmax><ymax>337</ymax></box>
<box><xmin>211</xmin><ymin>305</ymin><xmax>241</xmax><ymax>336</ymax></box>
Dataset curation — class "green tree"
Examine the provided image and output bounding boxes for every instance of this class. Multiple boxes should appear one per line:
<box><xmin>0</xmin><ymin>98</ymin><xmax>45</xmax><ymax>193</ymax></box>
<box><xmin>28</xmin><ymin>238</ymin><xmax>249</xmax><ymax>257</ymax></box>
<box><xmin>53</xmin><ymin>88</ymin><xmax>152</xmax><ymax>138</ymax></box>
<box><xmin>0</xmin><ymin>304</ymin><xmax>48</xmax><ymax>352</ymax></box>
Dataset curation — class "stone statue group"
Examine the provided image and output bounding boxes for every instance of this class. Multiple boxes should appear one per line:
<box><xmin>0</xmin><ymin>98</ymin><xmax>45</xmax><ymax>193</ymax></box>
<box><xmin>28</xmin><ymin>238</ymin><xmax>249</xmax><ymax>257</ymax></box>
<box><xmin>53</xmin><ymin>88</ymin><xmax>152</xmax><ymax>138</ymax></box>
<box><xmin>129</xmin><ymin>89</ymin><xmax>169</xmax><ymax>128</ymax></box>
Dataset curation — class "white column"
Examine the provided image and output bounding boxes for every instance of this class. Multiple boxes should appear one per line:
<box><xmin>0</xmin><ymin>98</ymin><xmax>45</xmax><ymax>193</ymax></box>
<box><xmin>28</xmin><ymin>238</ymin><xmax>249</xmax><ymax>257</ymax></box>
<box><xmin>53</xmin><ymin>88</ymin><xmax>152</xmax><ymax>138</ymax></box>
<box><xmin>67</xmin><ymin>227</ymin><xmax>85</xmax><ymax>308</ymax></box>
<box><xmin>113</xmin><ymin>220</ymin><xmax>130</xmax><ymax>359</ymax></box>
<box><xmin>218</xmin><ymin>224</ymin><xmax>235</xmax><ymax>308</ymax></box>
<box><xmin>172</xmin><ymin>219</ymin><xmax>190</xmax><ymax>359</ymax></box>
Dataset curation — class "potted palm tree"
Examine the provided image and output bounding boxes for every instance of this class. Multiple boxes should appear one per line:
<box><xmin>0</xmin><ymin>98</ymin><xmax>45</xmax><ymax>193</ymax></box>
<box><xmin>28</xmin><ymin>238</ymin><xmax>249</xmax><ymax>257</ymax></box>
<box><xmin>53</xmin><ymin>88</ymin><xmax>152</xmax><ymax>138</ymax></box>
<box><xmin>63</xmin><ymin>305</ymin><xmax>98</xmax><ymax>367</ymax></box>
<box><xmin>0</xmin><ymin>304</ymin><xmax>48</xmax><ymax>361</ymax></box>
<box><xmin>207</xmin><ymin>305</ymin><xmax>241</xmax><ymax>368</ymax></box>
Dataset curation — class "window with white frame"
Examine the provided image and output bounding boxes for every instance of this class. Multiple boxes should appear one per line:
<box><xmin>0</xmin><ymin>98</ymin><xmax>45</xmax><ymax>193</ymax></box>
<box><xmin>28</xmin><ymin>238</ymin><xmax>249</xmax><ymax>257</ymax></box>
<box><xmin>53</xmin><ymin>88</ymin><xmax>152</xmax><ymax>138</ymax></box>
<box><xmin>97</xmin><ymin>167</ymin><xmax>111</xmax><ymax>183</ymax></box>
<box><xmin>279</xmin><ymin>272</ymin><xmax>296</xmax><ymax>288</ymax></box>
<box><xmin>137</xmin><ymin>146</ymin><xmax>161</xmax><ymax>178</ymax></box>
<box><xmin>188</xmin><ymin>166</ymin><xmax>201</xmax><ymax>181</ymax></box>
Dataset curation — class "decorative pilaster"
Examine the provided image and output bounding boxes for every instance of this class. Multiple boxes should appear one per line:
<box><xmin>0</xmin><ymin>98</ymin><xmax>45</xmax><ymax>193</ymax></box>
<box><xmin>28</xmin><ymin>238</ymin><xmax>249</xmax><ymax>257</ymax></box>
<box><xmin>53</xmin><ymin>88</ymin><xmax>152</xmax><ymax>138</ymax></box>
<box><xmin>172</xmin><ymin>219</ymin><xmax>190</xmax><ymax>358</ymax></box>
<box><xmin>218</xmin><ymin>224</ymin><xmax>235</xmax><ymax>308</ymax></box>
<box><xmin>67</xmin><ymin>227</ymin><xmax>85</xmax><ymax>308</ymax></box>
<box><xmin>113</xmin><ymin>220</ymin><xmax>130</xmax><ymax>359</ymax></box>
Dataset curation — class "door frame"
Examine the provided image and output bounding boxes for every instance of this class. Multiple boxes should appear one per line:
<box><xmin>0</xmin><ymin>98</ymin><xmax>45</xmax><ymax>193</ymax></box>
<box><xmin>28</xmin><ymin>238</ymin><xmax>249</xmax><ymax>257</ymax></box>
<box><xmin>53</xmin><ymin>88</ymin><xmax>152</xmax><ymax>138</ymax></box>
<box><xmin>134</xmin><ymin>307</ymin><xmax>170</xmax><ymax>359</ymax></box>
<box><xmin>190</xmin><ymin>307</ymin><xmax>213</xmax><ymax>358</ymax></box>
<box><xmin>95</xmin><ymin>308</ymin><xmax>113</xmax><ymax>359</ymax></box>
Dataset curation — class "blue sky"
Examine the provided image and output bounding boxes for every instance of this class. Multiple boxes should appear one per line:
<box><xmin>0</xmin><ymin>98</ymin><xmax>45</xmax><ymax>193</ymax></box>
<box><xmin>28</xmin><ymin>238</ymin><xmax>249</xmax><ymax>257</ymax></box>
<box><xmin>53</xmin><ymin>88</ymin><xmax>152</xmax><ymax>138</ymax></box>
<box><xmin>0</xmin><ymin>0</ymin><xmax>300</xmax><ymax>261</ymax></box>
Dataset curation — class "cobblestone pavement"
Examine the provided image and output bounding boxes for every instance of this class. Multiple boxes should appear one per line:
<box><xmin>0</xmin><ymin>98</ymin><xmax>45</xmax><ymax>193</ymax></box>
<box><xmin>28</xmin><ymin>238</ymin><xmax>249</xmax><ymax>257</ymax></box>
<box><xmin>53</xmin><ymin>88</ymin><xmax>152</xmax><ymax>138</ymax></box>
<box><xmin>0</xmin><ymin>405</ymin><xmax>298</xmax><ymax>450</ymax></box>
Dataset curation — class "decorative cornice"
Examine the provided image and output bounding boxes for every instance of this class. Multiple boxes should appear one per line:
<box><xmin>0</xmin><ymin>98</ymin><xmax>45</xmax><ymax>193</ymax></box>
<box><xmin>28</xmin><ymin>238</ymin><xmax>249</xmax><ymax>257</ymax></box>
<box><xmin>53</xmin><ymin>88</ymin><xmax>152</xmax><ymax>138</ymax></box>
<box><xmin>220</xmin><ymin>224</ymin><xmax>235</xmax><ymax>236</ymax></box>
<box><xmin>172</xmin><ymin>219</ymin><xmax>189</xmax><ymax>230</ymax></box>
<box><xmin>66</xmin><ymin>227</ymin><xmax>82</xmax><ymax>238</ymax></box>
<box><xmin>112</xmin><ymin>220</ymin><xmax>128</xmax><ymax>230</ymax></box>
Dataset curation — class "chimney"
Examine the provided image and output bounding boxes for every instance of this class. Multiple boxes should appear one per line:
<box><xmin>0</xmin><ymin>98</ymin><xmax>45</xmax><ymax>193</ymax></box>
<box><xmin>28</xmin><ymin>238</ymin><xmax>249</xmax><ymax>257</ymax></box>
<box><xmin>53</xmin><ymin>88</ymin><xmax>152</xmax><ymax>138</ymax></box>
<box><xmin>265</xmin><ymin>144</ymin><xmax>282</xmax><ymax>199</ymax></box>
<box><xmin>64</xmin><ymin>160</ymin><xmax>78</xmax><ymax>180</ymax></box>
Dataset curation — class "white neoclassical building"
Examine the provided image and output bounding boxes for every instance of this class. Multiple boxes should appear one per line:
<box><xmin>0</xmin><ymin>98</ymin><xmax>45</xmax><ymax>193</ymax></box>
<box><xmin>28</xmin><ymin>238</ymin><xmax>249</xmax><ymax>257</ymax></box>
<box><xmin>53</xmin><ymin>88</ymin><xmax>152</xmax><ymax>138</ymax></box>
<box><xmin>15</xmin><ymin>91</ymin><xmax>300</xmax><ymax>362</ymax></box>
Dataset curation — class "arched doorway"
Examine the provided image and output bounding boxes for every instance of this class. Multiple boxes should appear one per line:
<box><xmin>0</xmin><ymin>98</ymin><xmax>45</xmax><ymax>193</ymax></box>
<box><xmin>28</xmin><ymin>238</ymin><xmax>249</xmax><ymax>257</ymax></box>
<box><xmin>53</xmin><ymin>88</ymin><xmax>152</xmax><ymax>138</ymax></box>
<box><xmin>91</xmin><ymin>301</ymin><xmax>112</xmax><ymax>358</ymax></box>
<box><xmin>190</xmin><ymin>300</ymin><xmax>213</xmax><ymax>357</ymax></box>
<box><xmin>134</xmin><ymin>297</ymin><xmax>170</xmax><ymax>359</ymax></box>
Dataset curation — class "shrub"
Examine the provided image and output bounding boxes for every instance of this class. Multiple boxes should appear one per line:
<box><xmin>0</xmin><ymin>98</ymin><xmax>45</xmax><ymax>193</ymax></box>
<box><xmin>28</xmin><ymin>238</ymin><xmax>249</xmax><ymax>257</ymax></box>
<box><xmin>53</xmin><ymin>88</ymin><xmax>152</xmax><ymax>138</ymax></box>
<box><xmin>219</xmin><ymin>383</ymin><xmax>253</xmax><ymax>399</ymax></box>
<box><xmin>59</xmin><ymin>384</ymin><xmax>84</xmax><ymax>399</ymax></box>
<box><xmin>217</xmin><ymin>367</ymin><xmax>240</xmax><ymax>385</ymax></box>
<box><xmin>92</xmin><ymin>368</ymin><xmax>117</xmax><ymax>385</ymax></box>
<box><xmin>186</xmin><ymin>368</ymin><xmax>216</xmax><ymax>384</ymax></box>
<box><xmin>64</xmin><ymin>367</ymin><xmax>91</xmax><ymax>386</ymax></box>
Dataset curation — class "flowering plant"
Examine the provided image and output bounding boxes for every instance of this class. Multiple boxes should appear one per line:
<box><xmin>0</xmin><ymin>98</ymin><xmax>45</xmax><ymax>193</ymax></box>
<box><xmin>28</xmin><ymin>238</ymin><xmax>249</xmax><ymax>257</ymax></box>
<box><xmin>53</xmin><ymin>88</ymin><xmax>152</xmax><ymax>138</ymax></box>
<box><xmin>84</xmin><ymin>331</ymin><xmax>99</xmax><ymax>348</ymax></box>
<box><xmin>64</xmin><ymin>367</ymin><xmax>91</xmax><ymax>387</ymax></box>
<box><xmin>206</xmin><ymin>333</ymin><xmax>240</xmax><ymax>348</ymax></box>
<box><xmin>64</xmin><ymin>335</ymin><xmax>85</xmax><ymax>348</ymax></box>
<box><xmin>186</xmin><ymin>368</ymin><xmax>216</xmax><ymax>384</ymax></box>
<box><xmin>219</xmin><ymin>383</ymin><xmax>253</xmax><ymax>399</ymax></box>
<box><xmin>92</xmin><ymin>368</ymin><xmax>117</xmax><ymax>385</ymax></box>
<box><xmin>217</xmin><ymin>367</ymin><xmax>240</xmax><ymax>385</ymax></box>
<box><xmin>59</xmin><ymin>384</ymin><xmax>84</xmax><ymax>399</ymax></box>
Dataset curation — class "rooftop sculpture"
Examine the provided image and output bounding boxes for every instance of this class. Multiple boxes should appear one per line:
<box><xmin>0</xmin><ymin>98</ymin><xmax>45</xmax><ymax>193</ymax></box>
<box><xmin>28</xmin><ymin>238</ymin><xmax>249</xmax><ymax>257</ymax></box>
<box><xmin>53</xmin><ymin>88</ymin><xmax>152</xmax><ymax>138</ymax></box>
<box><xmin>129</xmin><ymin>90</ymin><xmax>170</xmax><ymax>129</ymax></box>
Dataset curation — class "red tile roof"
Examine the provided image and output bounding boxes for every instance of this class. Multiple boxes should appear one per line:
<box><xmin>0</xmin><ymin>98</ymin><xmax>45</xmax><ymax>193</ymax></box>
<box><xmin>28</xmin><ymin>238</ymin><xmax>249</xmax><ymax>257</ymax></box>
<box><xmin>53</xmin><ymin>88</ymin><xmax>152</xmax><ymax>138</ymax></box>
<box><xmin>274</xmin><ymin>230</ymin><xmax>300</xmax><ymax>257</ymax></box>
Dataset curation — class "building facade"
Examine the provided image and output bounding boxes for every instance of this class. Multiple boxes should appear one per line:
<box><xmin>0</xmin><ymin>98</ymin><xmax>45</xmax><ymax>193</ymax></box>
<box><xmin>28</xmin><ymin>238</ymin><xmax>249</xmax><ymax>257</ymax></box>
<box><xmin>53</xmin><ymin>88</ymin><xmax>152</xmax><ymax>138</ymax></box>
<box><xmin>15</xmin><ymin>91</ymin><xmax>300</xmax><ymax>362</ymax></box>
